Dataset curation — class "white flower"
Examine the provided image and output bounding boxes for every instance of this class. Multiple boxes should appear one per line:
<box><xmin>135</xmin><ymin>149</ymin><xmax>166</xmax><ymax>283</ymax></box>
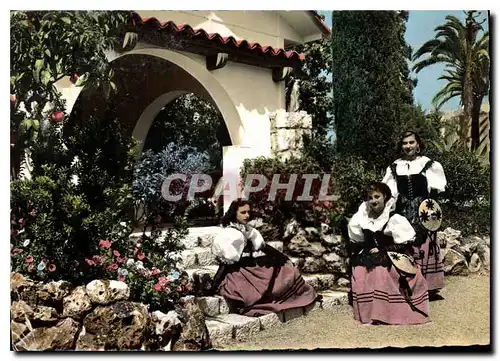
<box><xmin>126</xmin><ymin>258</ymin><xmax>135</xmax><ymax>267</ymax></box>
<box><xmin>37</xmin><ymin>262</ymin><xmax>46</xmax><ymax>271</ymax></box>
<box><xmin>18</xmin><ymin>229</ymin><xmax>25</xmax><ymax>235</ymax></box>
<box><xmin>23</xmin><ymin>239</ymin><xmax>30</xmax><ymax>247</ymax></box>
<box><xmin>118</xmin><ymin>268</ymin><xmax>128</xmax><ymax>277</ymax></box>
<box><xmin>71</xmin><ymin>174</ymin><xmax>79</xmax><ymax>185</ymax></box>
<box><xmin>120</xmin><ymin>222</ymin><xmax>127</xmax><ymax>227</ymax></box>
<box><xmin>135</xmin><ymin>260</ymin><xmax>144</xmax><ymax>269</ymax></box>
<box><xmin>71</xmin><ymin>156</ymin><xmax>80</xmax><ymax>167</ymax></box>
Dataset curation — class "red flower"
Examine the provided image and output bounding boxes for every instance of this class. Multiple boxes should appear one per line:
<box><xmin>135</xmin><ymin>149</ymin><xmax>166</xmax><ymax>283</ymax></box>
<box><xmin>118</xmin><ymin>275</ymin><xmax>125</xmax><ymax>282</ymax></box>
<box><xmin>85</xmin><ymin>258</ymin><xmax>95</xmax><ymax>266</ymax></box>
<box><xmin>137</xmin><ymin>252</ymin><xmax>145</xmax><ymax>261</ymax></box>
<box><xmin>153</xmin><ymin>283</ymin><xmax>162</xmax><ymax>292</ymax></box>
<box><xmin>50</xmin><ymin>111</ymin><xmax>64</xmax><ymax>124</ymax></box>
<box><xmin>25</xmin><ymin>256</ymin><xmax>34</xmax><ymax>263</ymax></box>
<box><xmin>158</xmin><ymin>277</ymin><xmax>168</xmax><ymax>286</ymax></box>
<box><xmin>48</xmin><ymin>264</ymin><xmax>56</xmax><ymax>272</ymax></box>
<box><xmin>113</xmin><ymin>250</ymin><xmax>120</xmax><ymax>257</ymax></box>
<box><xmin>99</xmin><ymin>240</ymin><xmax>111</xmax><ymax>249</ymax></box>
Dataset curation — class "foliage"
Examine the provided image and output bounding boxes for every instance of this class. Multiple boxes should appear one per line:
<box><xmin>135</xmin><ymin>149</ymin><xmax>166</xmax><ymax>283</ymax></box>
<box><xmin>285</xmin><ymin>37</ymin><xmax>333</xmax><ymax>135</ymax></box>
<box><xmin>144</xmin><ymin>93</ymin><xmax>229</xmax><ymax>171</ymax></box>
<box><xmin>10</xmin><ymin>10</ymin><xmax>130</xmax><ymax>179</ymax></box>
<box><xmin>331</xmin><ymin>11</ymin><xmax>414</xmax><ymax>170</ymax></box>
<box><xmin>412</xmin><ymin>11</ymin><xmax>490</xmax><ymax>150</ymax></box>
<box><xmin>133</xmin><ymin>142</ymin><xmax>213</xmax><ymax>224</ymax></box>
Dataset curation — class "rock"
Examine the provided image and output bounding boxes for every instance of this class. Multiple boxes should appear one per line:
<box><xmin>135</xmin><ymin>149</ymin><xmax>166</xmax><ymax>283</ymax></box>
<box><xmin>211</xmin><ymin>314</ymin><xmax>260</xmax><ymax>342</ymax></box>
<box><xmin>267</xmin><ymin>241</ymin><xmax>284</xmax><ymax>252</ymax></box>
<box><xmin>336</xmin><ymin>277</ymin><xmax>350</xmax><ymax>288</ymax></box>
<box><xmin>477</xmin><ymin>244</ymin><xmax>490</xmax><ymax>270</ymax></box>
<box><xmin>320</xmin><ymin>222</ymin><xmax>331</xmax><ymax>235</ymax></box>
<box><xmin>32</xmin><ymin>305</ymin><xmax>59</xmax><ymax>322</ymax></box>
<box><xmin>304</xmin><ymin>227</ymin><xmax>320</xmax><ymax>239</ymax></box>
<box><xmin>323</xmin><ymin>252</ymin><xmax>346</xmax><ymax>274</ymax></box>
<box><xmin>11</xmin><ymin>273</ymin><xmax>37</xmax><ymax>304</ymax></box>
<box><xmin>85</xmin><ymin>280</ymin><xmax>130</xmax><ymax>305</ymax></box>
<box><xmin>205</xmin><ymin>319</ymin><xmax>233</xmax><ymax>347</ymax></box>
<box><xmin>196</xmin><ymin>296</ymin><xmax>220</xmax><ymax>317</ymax></box>
<box><xmin>289</xmin><ymin>257</ymin><xmax>305</xmax><ymax>268</ymax></box>
<box><xmin>172</xmin><ymin>296</ymin><xmax>211</xmax><ymax>351</ymax></box>
<box><xmin>287</xmin><ymin>234</ymin><xmax>311</xmax><ymax>255</ymax></box>
<box><xmin>215</xmin><ymin>296</ymin><xmax>230</xmax><ymax>314</ymax></box>
<box><xmin>146</xmin><ymin>310</ymin><xmax>182</xmax><ymax>351</ymax></box>
<box><xmin>37</xmin><ymin>280</ymin><xmax>73</xmax><ymax>304</ymax></box>
<box><xmin>259</xmin><ymin>223</ymin><xmax>281</xmax><ymax>243</ymax></box>
<box><xmin>443</xmin><ymin>249</ymin><xmax>469</xmax><ymax>276</ymax></box>
<box><xmin>258</xmin><ymin>312</ymin><xmax>281</xmax><ymax>330</ymax></box>
<box><xmin>180</xmin><ymin>249</ymin><xmax>197</xmax><ymax>268</ymax></box>
<box><xmin>196</xmin><ymin>247</ymin><xmax>217</xmax><ymax>267</ymax></box>
<box><xmin>11</xmin><ymin>321</ymin><xmax>27</xmax><ymax>344</ymax></box>
<box><xmin>320</xmin><ymin>234</ymin><xmax>342</xmax><ymax>246</ymax></box>
<box><xmin>468</xmin><ymin>253</ymin><xmax>482</xmax><ymax>273</ymax></box>
<box><xmin>15</xmin><ymin>318</ymin><xmax>79</xmax><ymax>351</ymax></box>
<box><xmin>437</xmin><ymin>227</ymin><xmax>461</xmax><ymax>248</ymax></box>
<box><xmin>11</xmin><ymin>272</ymin><xmax>34</xmax><ymax>292</ymax></box>
<box><xmin>11</xmin><ymin>300</ymin><xmax>34</xmax><ymax>322</ymax></box>
<box><xmin>77</xmin><ymin>301</ymin><xmax>149</xmax><ymax>350</ymax></box>
<box><xmin>284</xmin><ymin>219</ymin><xmax>300</xmax><ymax>239</ymax></box>
<box><xmin>316</xmin><ymin>274</ymin><xmax>336</xmax><ymax>290</ymax></box>
<box><xmin>301</xmin><ymin>257</ymin><xmax>327</xmax><ymax>273</ymax></box>
<box><xmin>309</xmin><ymin>242</ymin><xmax>327</xmax><ymax>256</ymax></box>
<box><xmin>63</xmin><ymin>286</ymin><xmax>93</xmax><ymax>319</ymax></box>
<box><xmin>247</xmin><ymin>218</ymin><xmax>264</xmax><ymax>228</ymax></box>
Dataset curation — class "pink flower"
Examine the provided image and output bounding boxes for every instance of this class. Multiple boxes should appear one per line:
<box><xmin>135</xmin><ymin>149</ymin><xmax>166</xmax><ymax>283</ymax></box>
<box><xmin>113</xmin><ymin>250</ymin><xmax>120</xmax><ymax>257</ymax></box>
<box><xmin>25</xmin><ymin>256</ymin><xmax>34</xmax><ymax>263</ymax></box>
<box><xmin>106</xmin><ymin>263</ymin><xmax>119</xmax><ymax>272</ymax></box>
<box><xmin>11</xmin><ymin>248</ymin><xmax>23</xmax><ymax>255</ymax></box>
<box><xmin>176</xmin><ymin>286</ymin><xmax>182</xmax><ymax>292</ymax></box>
<box><xmin>151</xmin><ymin>267</ymin><xmax>160</xmax><ymax>276</ymax></box>
<box><xmin>153</xmin><ymin>283</ymin><xmax>163</xmax><ymax>292</ymax></box>
<box><xmin>100</xmin><ymin>256</ymin><xmax>107</xmax><ymax>264</ymax></box>
<box><xmin>85</xmin><ymin>258</ymin><xmax>95</xmax><ymax>266</ymax></box>
<box><xmin>117</xmin><ymin>257</ymin><xmax>126</xmax><ymax>264</ymax></box>
<box><xmin>18</xmin><ymin>218</ymin><xmax>26</xmax><ymax>227</ymax></box>
<box><xmin>323</xmin><ymin>201</ymin><xmax>332</xmax><ymax>209</ymax></box>
<box><xmin>118</xmin><ymin>275</ymin><xmax>125</xmax><ymax>282</ymax></box>
<box><xmin>27</xmin><ymin>264</ymin><xmax>34</xmax><ymax>272</ymax></box>
<box><xmin>92</xmin><ymin>255</ymin><xmax>101</xmax><ymax>264</ymax></box>
<box><xmin>48</xmin><ymin>264</ymin><xmax>56</xmax><ymax>272</ymax></box>
<box><xmin>99</xmin><ymin>240</ymin><xmax>111</xmax><ymax>249</ymax></box>
<box><xmin>29</xmin><ymin>209</ymin><xmax>36</xmax><ymax>217</ymax></box>
<box><xmin>158</xmin><ymin>277</ymin><xmax>168</xmax><ymax>287</ymax></box>
<box><xmin>137</xmin><ymin>252</ymin><xmax>145</xmax><ymax>261</ymax></box>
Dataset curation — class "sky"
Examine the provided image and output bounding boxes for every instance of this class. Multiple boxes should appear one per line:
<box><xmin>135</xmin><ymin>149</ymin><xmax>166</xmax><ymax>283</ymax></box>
<box><xmin>317</xmin><ymin>10</ymin><xmax>490</xmax><ymax>113</ymax></box>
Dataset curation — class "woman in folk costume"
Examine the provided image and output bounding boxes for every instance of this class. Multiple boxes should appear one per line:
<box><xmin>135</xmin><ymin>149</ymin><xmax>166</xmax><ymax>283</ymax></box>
<box><xmin>211</xmin><ymin>199</ymin><xmax>318</xmax><ymax>317</ymax></box>
<box><xmin>348</xmin><ymin>182</ymin><xmax>430</xmax><ymax>325</ymax></box>
<box><xmin>382</xmin><ymin>131</ymin><xmax>447</xmax><ymax>295</ymax></box>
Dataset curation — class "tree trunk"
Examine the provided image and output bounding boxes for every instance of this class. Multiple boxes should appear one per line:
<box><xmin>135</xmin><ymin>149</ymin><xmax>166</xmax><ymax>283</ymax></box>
<box><xmin>470</xmin><ymin>97</ymin><xmax>483</xmax><ymax>150</ymax></box>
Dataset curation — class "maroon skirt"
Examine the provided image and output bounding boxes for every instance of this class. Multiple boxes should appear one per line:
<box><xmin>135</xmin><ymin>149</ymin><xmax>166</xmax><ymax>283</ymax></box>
<box><xmin>219</xmin><ymin>260</ymin><xmax>317</xmax><ymax>317</ymax></box>
<box><xmin>351</xmin><ymin>262</ymin><xmax>430</xmax><ymax>325</ymax></box>
<box><xmin>414</xmin><ymin>234</ymin><xmax>445</xmax><ymax>292</ymax></box>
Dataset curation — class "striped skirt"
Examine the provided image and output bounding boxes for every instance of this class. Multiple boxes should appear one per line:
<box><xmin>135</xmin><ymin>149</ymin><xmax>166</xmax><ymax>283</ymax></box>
<box><xmin>351</xmin><ymin>263</ymin><xmax>430</xmax><ymax>325</ymax></box>
<box><xmin>414</xmin><ymin>233</ymin><xmax>445</xmax><ymax>292</ymax></box>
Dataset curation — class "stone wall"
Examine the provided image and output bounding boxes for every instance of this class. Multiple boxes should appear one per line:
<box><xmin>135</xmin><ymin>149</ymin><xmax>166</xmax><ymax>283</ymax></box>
<box><xmin>10</xmin><ymin>273</ymin><xmax>211</xmax><ymax>351</ymax></box>
<box><xmin>270</xmin><ymin>110</ymin><xmax>312</xmax><ymax>161</ymax></box>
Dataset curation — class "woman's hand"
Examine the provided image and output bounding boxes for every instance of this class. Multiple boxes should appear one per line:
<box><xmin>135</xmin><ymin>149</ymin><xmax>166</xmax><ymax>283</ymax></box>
<box><xmin>369</xmin><ymin>247</ymin><xmax>379</xmax><ymax>254</ymax></box>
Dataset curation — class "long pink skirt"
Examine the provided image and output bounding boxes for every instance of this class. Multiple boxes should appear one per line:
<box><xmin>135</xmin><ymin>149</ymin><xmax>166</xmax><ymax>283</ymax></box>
<box><xmin>351</xmin><ymin>264</ymin><xmax>430</xmax><ymax>325</ymax></box>
<box><xmin>219</xmin><ymin>262</ymin><xmax>317</xmax><ymax>317</ymax></box>
<box><xmin>414</xmin><ymin>234</ymin><xmax>445</xmax><ymax>292</ymax></box>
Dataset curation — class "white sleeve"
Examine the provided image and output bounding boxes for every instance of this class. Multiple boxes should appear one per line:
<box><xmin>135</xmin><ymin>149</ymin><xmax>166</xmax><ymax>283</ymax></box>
<box><xmin>382</xmin><ymin>165</ymin><xmax>399</xmax><ymax>200</ymax></box>
<box><xmin>211</xmin><ymin>228</ymin><xmax>245</xmax><ymax>264</ymax></box>
<box><xmin>347</xmin><ymin>211</ymin><xmax>365</xmax><ymax>243</ymax></box>
<box><xmin>426</xmin><ymin>161</ymin><xmax>447</xmax><ymax>193</ymax></box>
<box><xmin>384</xmin><ymin>214</ymin><xmax>416</xmax><ymax>244</ymax></box>
<box><xmin>248</xmin><ymin>228</ymin><xmax>265</xmax><ymax>250</ymax></box>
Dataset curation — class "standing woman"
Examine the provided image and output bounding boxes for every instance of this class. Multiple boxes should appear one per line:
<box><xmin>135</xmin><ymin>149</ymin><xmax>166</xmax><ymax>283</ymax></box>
<box><xmin>382</xmin><ymin>131</ymin><xmax>447</xmax><ymax>295</ymax></box>
<box><xmin>210</xmin><ymin>199</ymin><xmax>318</xmax><ymax>317</ymax></box>
<box><xmin>348</xmin><ymin>182</ymin><xmax>430</xmax><ymax>325</ymax></box>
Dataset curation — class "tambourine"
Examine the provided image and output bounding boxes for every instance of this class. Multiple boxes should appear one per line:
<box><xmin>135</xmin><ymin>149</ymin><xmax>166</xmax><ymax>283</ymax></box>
<box><xmin>387</xmin><ymin>252</ymin><xmax>418</xmax><ymax>275</ymax></box>
<box><xmin>418</xmin><ymin>198</ymin><xmax>442</xmax><ymax>231</ymax></box>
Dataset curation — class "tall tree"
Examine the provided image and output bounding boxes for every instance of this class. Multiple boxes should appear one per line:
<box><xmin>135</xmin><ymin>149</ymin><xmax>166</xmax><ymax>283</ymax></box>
<box><xmin>331</xmin><ymin>11</ymin><xmax>414</xmax><ymax>170</ymax></box>
<box><xmin>285</xmin><ymin>36</ymin><xmax>333</xmax><ymax>136</ymax></box>
<box><xmin>412</xmin><ymin>11</ymin><xmax>490</xmax><ymax>150</ymax></box>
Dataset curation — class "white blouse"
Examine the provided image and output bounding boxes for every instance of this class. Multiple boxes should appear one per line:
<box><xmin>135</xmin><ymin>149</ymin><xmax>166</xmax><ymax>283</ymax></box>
<box><xmin>382</xmin><ymin>156</ymin><xmax>447</xmax><ymax>200</ymax></box>
<box><xmin>211</xmin><ymin>227</ymin><xmax>265</xmax><ymax>264</ymax></box>
<box><xmin>348</xmin><ymin>198</ymin><xmax>416</xmax><ymax>245</ymax></box>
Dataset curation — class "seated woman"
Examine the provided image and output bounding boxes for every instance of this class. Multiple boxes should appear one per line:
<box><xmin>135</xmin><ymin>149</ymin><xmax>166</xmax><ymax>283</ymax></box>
<box><xmin>211</xmin><ymin>199</ymin><xmax>318</xmax><ymax>317</ymax></box>
<box><xmin>348</xmin><ymin>182</ymin><xmax>430</xmax><ymax>325</ymax></box>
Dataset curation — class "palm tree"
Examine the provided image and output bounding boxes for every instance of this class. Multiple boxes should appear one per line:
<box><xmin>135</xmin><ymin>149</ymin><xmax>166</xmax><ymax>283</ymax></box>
<box><xmin>412</xmin><ymin>11</ymin><xmax>490</xmax><ymax>150</ymax></box>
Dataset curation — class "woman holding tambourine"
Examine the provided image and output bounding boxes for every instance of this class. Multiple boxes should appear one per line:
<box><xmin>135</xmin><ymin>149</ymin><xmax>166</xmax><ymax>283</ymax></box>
<box><xmin>382</xmin><ymin>131</ymin><xmax>447</xmax><ymax>297</ymax></box>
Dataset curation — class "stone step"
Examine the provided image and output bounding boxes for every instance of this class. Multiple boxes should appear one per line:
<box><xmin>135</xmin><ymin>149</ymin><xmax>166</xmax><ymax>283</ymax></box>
<box><xmin>185</xmin><ymin>266</ymin><xmax>340</xmax><ymax>295</ymax></box>
<box><xmin>205</xmin><ymin>290</ymin><xmax>348</xmax><ymax>348</ymax></box>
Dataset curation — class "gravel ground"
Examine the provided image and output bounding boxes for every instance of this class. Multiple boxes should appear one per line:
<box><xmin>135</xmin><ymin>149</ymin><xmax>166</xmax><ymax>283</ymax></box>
<box><xmin>220</xmin><ymin>273</ymin><xmax>490</xmax><ymax>351</ymax></box>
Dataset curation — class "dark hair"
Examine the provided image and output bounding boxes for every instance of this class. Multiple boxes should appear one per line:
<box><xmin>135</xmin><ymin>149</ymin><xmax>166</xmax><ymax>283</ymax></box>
<box><xmin>220</xmin><ymin>199</ymin><xmax>250</xmax><ymax>227</ymax></box>
<box><xmin>397</xmin><ymin>130</ymin><xmax>425</xmax><ymax>154</ymax></box>
<box><xmin>365</xmin><ymin>181</ymin><xmax>392</xmax><ymax>202</ymax></box>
